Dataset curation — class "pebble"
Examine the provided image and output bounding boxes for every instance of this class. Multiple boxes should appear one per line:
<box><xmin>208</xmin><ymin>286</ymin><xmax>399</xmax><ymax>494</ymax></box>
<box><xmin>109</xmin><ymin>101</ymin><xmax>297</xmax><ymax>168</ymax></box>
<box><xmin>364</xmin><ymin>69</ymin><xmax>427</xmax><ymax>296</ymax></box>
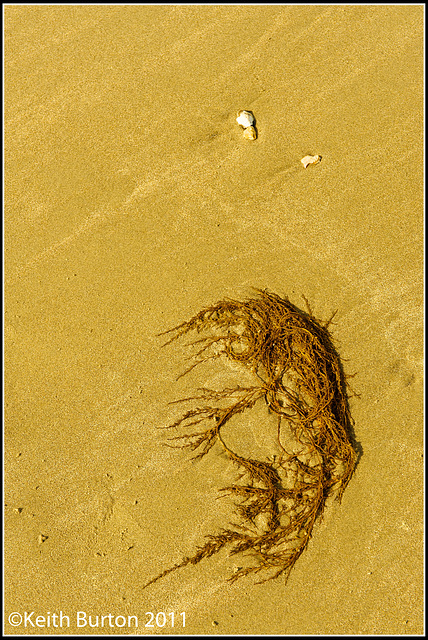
<box><xmin>236</xmin><ymin>110</ymin><xmax>255</xmax><ymax>128</ymax></box>
<box><xmin>236</xmin><ymin>110</ymin><xmax>257</xmax><ymax>140</ymax></box>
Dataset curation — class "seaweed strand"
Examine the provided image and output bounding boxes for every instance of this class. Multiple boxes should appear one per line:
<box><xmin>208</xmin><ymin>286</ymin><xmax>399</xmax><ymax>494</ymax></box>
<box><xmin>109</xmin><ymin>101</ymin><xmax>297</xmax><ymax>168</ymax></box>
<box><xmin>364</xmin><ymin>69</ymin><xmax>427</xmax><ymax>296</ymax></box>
<box><xmin>143</xmin><ymin>290</ymin><xmax>357</xmax><ymax>588</ymax></box>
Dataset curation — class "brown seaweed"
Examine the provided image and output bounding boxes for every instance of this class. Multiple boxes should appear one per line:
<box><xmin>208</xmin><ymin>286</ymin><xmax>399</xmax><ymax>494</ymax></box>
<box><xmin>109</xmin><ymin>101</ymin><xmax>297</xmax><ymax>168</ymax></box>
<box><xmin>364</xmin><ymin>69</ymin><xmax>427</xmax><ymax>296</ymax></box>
<box><xmin>144</xmin><ymin>290</ymin><xmax>357</xmax><ymax>588</ymax></box>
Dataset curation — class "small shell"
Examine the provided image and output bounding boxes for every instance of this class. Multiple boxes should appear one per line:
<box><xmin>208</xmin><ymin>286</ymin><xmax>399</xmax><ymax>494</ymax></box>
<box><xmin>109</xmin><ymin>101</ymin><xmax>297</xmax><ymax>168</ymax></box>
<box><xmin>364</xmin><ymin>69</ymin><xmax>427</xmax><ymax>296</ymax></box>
<box><xmin>301</xmin><ymin>154</ymin><xmax>322</xmax><ymax>168</ymax></box>
<box><xmin>242</xmin><ymin>125</ymin><xmax>257</xmax><ymax>140</ymax></box>
<box><xmin>236</xmin><ymin>110</ymin><xmax>255</xmax><ymax>128</ymax></box>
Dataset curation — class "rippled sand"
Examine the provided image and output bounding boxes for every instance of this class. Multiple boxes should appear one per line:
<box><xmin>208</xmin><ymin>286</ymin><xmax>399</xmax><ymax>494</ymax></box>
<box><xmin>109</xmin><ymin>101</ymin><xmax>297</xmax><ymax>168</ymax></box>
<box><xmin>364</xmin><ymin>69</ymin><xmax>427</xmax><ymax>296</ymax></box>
<box><xmin>4</xmin><ymin>5</ymin><xmax>423</xmax><ymax>635</ymax></box>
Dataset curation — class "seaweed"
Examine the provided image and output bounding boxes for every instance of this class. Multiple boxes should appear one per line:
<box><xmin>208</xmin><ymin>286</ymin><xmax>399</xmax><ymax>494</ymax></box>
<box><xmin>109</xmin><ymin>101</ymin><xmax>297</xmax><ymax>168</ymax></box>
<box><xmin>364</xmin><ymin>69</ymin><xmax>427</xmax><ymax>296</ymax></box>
<box><xmin>143</xmin><ymin>289</ymin><xmax>357</xmax><ymax>588</ymax></box>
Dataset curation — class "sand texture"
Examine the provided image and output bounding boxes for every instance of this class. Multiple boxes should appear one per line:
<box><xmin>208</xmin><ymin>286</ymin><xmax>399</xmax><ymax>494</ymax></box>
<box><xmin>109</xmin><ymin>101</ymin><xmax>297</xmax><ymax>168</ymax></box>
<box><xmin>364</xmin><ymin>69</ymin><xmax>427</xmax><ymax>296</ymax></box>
<box><xmin>4</xmin><ymin>5</ymin><xmax>424</xmax><ymax>635</ymax></box>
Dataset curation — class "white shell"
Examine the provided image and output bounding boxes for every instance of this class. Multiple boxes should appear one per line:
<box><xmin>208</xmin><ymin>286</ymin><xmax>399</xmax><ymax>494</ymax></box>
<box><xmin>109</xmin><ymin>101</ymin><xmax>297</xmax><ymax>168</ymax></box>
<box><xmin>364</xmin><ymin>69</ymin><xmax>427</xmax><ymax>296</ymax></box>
<box><xmin>242</xmin><ymin>125</ymin><xmax>257</xmax><ymax>140</ymax></box>
<box><xmin>301</xmin><ymin>154</ymin><xmax>322</xmax><ymax>168</ymax></box>
<box><xmin>236</xmin><ymin>110</ymin><xmax>255</xmax><ymax>128</ymax></box>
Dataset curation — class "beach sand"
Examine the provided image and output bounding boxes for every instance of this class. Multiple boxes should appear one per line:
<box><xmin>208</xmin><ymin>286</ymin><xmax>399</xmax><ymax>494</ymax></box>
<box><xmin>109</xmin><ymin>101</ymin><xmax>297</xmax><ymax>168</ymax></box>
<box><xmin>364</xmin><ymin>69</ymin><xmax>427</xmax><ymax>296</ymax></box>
<box><xmin>4</xmin><ymin>5</ymin><xmax>423</xmax><ymax>635</ymax></box>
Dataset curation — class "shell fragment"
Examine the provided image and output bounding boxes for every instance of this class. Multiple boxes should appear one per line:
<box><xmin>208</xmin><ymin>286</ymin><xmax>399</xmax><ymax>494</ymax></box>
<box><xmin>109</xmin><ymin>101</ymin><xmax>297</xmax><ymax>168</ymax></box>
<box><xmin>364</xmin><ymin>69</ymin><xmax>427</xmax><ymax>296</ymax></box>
<box><xmin>236</xmin><ymin>110</ymin><xmax>255</xmax><ymax>128</ymax></box>
<box><xmin>242</xmin><ymin>126</ymin><xmax>257</xmax><ymax>140</ymax></box>
<box><xmin>301</xmin><ymin>154</ymin><xmax>322</xmax><ymax>168</ymax></box>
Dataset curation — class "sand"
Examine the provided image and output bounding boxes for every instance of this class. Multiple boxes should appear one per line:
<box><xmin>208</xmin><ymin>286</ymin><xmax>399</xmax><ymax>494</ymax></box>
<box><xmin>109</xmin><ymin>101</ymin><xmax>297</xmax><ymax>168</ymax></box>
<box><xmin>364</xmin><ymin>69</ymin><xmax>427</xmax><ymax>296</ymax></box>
<box><xmin>4</xmin><ymin>4</ymin><xmax>424</xmax><ymax>635</ymax></box>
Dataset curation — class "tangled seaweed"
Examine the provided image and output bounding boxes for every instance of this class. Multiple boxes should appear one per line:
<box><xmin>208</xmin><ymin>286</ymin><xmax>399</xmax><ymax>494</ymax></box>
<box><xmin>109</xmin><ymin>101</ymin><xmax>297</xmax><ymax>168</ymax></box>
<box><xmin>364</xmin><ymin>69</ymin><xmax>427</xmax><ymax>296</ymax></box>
<box><xmin>144</xmin><ymin>290</ymin><xmax>357</xmax><ymax>588</ymax></box>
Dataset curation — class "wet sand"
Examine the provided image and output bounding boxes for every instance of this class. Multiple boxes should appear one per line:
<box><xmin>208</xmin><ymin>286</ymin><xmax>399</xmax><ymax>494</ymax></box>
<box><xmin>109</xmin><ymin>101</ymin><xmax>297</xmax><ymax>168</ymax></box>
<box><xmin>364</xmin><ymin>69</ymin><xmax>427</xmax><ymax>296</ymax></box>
<box><xmin>4</xmin><ymin>5</ymin><xmax>423</xmax><ymax>635</ymax></box>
